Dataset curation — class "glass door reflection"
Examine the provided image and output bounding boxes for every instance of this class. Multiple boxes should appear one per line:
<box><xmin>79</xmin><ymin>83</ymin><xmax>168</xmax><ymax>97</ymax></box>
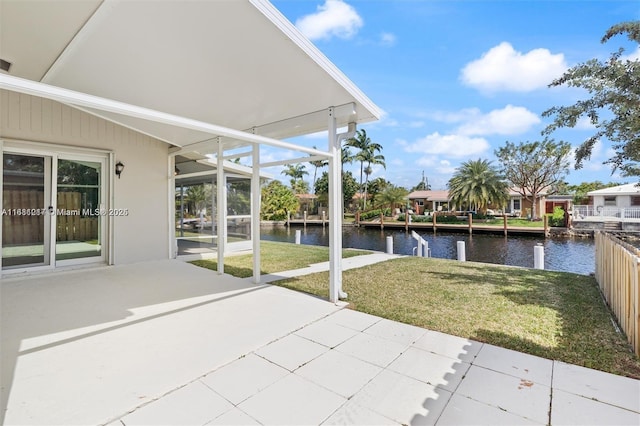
<box><xmin>55</xmin><ymin>158</ymin><xmax>102</xmax><ymax>262</ymax></box>
<box><xmin>2</xmin><ymin>153</ymin><xmax>51</xmax><ymax>268</ymax></box>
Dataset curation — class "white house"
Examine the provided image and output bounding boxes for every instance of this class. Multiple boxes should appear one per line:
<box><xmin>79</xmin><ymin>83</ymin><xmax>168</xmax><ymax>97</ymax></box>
<box><xmin>588</xmin><ymin>183</ymin><xmax>640</xmax><ymax>208</ymax></box>
<box><xmin>0</xmin><ymin>0</ymin><xmax>381</xmax><ymax>302</ymax></box>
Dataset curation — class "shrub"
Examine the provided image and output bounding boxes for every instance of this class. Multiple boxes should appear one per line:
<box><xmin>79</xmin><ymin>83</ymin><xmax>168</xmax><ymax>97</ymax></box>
<box><xmin>548</xmin><ymin>206</ymin><xmax>567</xmax><ymax>227</ymax></box>
<box><xmin>359</xmin><ymin>208</ymin><xmax>392</xmax><ymax>221</ymax></box>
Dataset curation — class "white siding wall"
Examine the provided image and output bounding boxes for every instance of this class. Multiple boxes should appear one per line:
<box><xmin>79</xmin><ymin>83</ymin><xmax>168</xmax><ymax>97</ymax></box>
<box><xmin>0</xmin><ymin>90</ymin><xmax>169</xmax><ymax>264</ymax></box>
<box><xmin>618</xmin><ymin>195</ymin><xmax>632</xmax><ymax>208</ymax></box>
<box><xmin>593</xmin><ymin>195</ymin><xmax>604</xmax><ymax>207</ymax></box>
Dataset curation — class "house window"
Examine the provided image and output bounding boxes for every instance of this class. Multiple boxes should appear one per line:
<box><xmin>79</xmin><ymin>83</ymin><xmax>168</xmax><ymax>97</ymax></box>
<box><xmin>417</xmin><ymin>200</ymin><xmax>424</xmax><ymax>206</ymax></box>
<box><xmin>512</xmin><ymin>199</ymin><xmax>521</xmax><ymax>211</ymax></box>
<box><xmin>604</xmin><ymin>196</ymin><xmax>616</xmax><ymax>206</ymax></box>
<box><xmin>632</xmin><ymin>196</ymin><xmax>640</xmax><ymax>206</ymax></box>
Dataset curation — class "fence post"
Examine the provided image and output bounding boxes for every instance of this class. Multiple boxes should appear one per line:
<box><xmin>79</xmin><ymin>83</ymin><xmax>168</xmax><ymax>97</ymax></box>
<box><xmin>386</xmin><ymin>236</ymin><xmax>393</xmax><ymax>254</ymax></box>
<box><xmin>405</xmin><ymin>211</ymin><xmax>409</xmax><ymax>231</ymax></box>
<box><xmin>457</xmin><ymin>241</ymin><xmax>466</xmax><ymax>261</ymax></box>
<box><xmin>304</xmin><ymin>210</ymin><xmax>307</xmax><ymax>227</ymax></box>
<box><xmin>534</xmin><ymin>243</ymin><xmax>544</xmax><ymax>269</ymax></box>
<box><xmin>503</xmin><ymin>214</ymin><xmax>508</xmax><ymax>236</ymax></box>
<box><xmin>433</xmin><ymin>212</ymin><xmax>437</xmax><ymax>232</ymax></box>
<box><xmin>468</xmin><ymin>213</ymin><xmax>473</xmax><ymax>234</ymax></box>
<box><xmin>322</xmin><ymin>210</ymin><xmax>326</xmax><ymax>227</ymax></box>
<box><xmin>295</xmin><ymin>229</ymin><xmax>301</xmax><ymax>244</ymax></box>
<box><xmin>380</xmin><ymin>212</ymin><xmax>384</xmax><ymax>230</ymax></box>
<box><xmin>544</xmin><ymin>215</ymin><xmax>549</xmax><ymax>237</ymax></box>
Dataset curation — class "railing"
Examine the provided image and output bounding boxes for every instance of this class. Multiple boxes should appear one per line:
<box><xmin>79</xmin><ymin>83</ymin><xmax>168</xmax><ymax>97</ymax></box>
<box><xmin>594</xmin><ymin>231</ymin><xmax>640</xmax><ymax>356</ymax></box>
<box><xmin>573</xmin><ymin>205</ymin><xmax>640</xmax><ymax>220</ymax></box>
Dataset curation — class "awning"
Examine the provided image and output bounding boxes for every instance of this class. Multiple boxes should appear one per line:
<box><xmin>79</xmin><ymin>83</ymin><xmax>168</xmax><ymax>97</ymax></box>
<box><xmin>0</xmin><ymin>0</ymin><xmax>381</xmax><ymax>148</ymax></box>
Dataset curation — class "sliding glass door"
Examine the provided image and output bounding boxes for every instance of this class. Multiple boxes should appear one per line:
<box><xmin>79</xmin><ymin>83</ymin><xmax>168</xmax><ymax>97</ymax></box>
<box><xmin>2</xmin><ymin>149</ymin><xmax>107</xmax><ymax>271</ymax></box>
<box><xmin>2</xmin><ymin>153</ymin><xmax>52</xmax><ymax>268</ymax></box>
<box><xmin>55</xmin><ymin>157</ymin><xmax>104</xmax><ymax>263</ymax></box>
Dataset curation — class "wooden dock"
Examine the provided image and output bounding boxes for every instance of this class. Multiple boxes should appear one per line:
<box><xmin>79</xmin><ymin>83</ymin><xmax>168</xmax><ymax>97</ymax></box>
<box><xmin>286</xmin><ymin>212</ymin><xmax>549</xmax><ymax>237</ymax></box>
<box><xmin>285</xmin><ymin>219</ymin><xmax>547</xmax><ymax>236</ymax></box>
<box><xmin>357</xmin><ymin>221</ymin><xmax>547</xmax><ymax>236</ymax></box>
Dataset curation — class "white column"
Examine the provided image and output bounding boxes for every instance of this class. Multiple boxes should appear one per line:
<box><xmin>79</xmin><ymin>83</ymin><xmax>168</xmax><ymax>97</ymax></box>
<box><xmin>534</xmin><ymin>244</ymin><xmax>544</xmax><ymax>269</ymax></box>
<box><xmin>217</xmin><ymin>139</ymin><xmax>226</xmax><ymax>275</ymax></box>
<box><xmin>457</xmin><ymin>241</ymin><xmax>466</xmax><ymax>261</ymax></box>
<box><xmin>251</xmin><ymin>143</ymin><xmax>261</xmax><ymax>284</ymax></box>
<box><xmin>168</xmin><ymin>155</ymin><xmax>176</xmax><ymax>259</ymax></box>
<box><xmin>328</xmin><ymin>107</ymin><xmax>342</xmax><ymax>303</ymax></box>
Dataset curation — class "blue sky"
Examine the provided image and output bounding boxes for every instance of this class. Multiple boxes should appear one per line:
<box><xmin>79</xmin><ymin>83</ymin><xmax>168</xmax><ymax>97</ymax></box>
<box><xmin>268</xmin><ymin>0</ymin><xmax>640</xmax><ymax>190</ymax></box>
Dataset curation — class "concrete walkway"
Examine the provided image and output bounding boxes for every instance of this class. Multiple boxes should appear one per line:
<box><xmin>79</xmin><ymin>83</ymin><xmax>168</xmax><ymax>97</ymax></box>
<box><xmin>254</xmin><ymin>252</ymin><xmax>400</xmax><ymax>283</ymax></box>
<box><xmin>2</xmin><ymin>256</ymin><xmax>639</xmax><ymax>425</ymax></box>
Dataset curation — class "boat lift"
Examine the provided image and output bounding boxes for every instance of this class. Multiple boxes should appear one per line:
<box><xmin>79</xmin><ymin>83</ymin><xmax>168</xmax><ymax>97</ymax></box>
<box><xmin>411</xmin><ymin>230</ymin><xmax>431</xmax><ymax>257</ymax></box>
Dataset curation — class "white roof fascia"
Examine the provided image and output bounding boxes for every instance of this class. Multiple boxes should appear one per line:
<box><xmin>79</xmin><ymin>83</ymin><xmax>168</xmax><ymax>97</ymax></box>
<box><xmin>0</xmin><ymin>74</ymin><xmax>333</xmax><ymax>159</ymax></box>
<box><xmin>260</xmin><ymin>155</ymin><xmax>326</xmax><ymax>169</ymax></box>
<box><xmin>250</xmin><ymin>0</ymin><xmax>381</xmax><ymax>121</ymax></box>
<box><xmin>251</xmin><ymin>103</ymin><xmax>356</xmax><ymax>140</ymax></box>
<box><xmin>587</xmin><ymin>183</ymin><xmax>640</xmax><ymax>196</ymax></box>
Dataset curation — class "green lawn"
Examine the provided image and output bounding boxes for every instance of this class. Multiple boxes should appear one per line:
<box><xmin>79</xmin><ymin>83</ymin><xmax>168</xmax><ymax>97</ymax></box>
<box><xmin>190</xmin><ymin>241</ymin><xmax>371</xmax><ymax>278</ymax></box>
<box><xmin>275</xmin><ymin>256</ymin><xmax>640</xmax><ymax>379</ymax></box>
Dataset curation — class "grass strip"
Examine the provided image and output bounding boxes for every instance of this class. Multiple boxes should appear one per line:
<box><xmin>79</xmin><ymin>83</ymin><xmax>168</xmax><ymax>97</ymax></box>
<box><xmin>190</xmin><ymin>240</ymin><xmax>371</xmax><ymax>278</ymax></box>
<box><xmin>275</xmin><ymin>256</ymin><xmax>640</xmax><ymax>379</ymax></box>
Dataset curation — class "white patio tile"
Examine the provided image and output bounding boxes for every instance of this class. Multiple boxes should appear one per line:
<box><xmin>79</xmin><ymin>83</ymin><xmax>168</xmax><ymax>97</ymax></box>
<box><xmin>363</xmin><ymin>318</ymin><xmax>427</xmax><ymax>346</ymax></box>
<box><xmin>322</xmin><ymin>401</ymin><xmax>400</xmax><ymax>425</ymax></box>
<box><xmin>200</xmin><ymin>353</ymin><xmax>288</xmax><ymax>405</ymax></box>
<box><xmin>324</xmin><ymin>308</ymin><xmax>382</xmax><ymax>331</ymax></box>
<box><xmin>552</xmin><ymin>361</ymin><xmax>640</xmax><ymax>412</ymax></box>
<box><xmin>255</xmin><ymin>333</ymin><xmax>328</xmax><ymax>371</ymax></box>
<box><xmin>455</xmin><ymin>366</ymin><xmax>550</xmax><ymax>424</ymax></box>
<box><xmin>295</xmin><ymin>319</ymin><xmax>360</xmax><ymax>348</ymax></box>
<box><xmin>296</xmin><ymin>350</ymin><xmax>382</xmax><ymax>398</ymax></box>
<box><xmin>121</xmin><ymin>381</ymin><xmax>233</xmax><ymax>426</ymax></box>
<box><xmin>413</xmin><ymin>329</ymin><xmax>483</xmax><ymax>364</ymax></box>
<box><xmin>238</xmin><ymin>374</ymin><xmax>346</xmax><ymax>425</ymax></box>
<box><xmin>206</xmin><ymin>408</ymin><xmax>261</xmax><ymax>425</ymax></box>
<box><xmin>335</xmin><ymin>332</ymin><xmax>408</xmax><ymax>367</ymax></box>
<box><xmin>437</xmin><ymin>394</ymin><xmax>542</xmax><ymax>425</ymax></box>
<box><xmin>473</xmin><ymin>344</ymin><xmax>553</xmax><ymax>385</ymax></box>
<box><xmin>551</xmin><ymin>389</ymin><xmax>640</xmax><ymax>425</ymax></box>
<box><xmin>350</xmin><ymin>369</ymin><xmax>452</xmax><ymax>425</ymax></box>
<box><xmin>388</xmin><ymin>346</ymin><xmax>470</xmax><ymax>392</ymax></box>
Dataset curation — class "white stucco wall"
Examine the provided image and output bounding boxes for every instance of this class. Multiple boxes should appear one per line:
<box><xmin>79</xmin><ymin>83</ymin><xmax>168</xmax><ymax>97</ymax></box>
<box><xmin>0</xmin><ymin>90</ymin><xmax>170</xmax><ymax>264</ymax></box>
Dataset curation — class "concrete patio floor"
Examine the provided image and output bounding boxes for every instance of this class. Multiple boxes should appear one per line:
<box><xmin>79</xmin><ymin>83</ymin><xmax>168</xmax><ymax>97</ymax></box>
<box><xmin>1</xmin><ymin>258</ymin><xmax>639</xmax><ymax>425</ymax></box>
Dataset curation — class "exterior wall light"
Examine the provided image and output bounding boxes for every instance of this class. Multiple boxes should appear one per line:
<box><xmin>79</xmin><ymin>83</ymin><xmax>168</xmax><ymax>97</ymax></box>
<box><xmin>115</xmin><ymin>161</ymin><xmax>125</xmax><ymax>178</ymax></box>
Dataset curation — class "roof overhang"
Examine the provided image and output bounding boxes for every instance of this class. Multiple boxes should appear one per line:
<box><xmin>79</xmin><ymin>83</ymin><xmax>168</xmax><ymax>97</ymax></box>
<box><xmin>0</xmin><ymin>0</ymin><xmax>381</xmax><ymax>150</ymax></box>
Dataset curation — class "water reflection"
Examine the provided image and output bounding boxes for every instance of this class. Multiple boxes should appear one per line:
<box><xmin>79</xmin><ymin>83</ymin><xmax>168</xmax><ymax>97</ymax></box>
<box><xmin>260</xmin><ymin>225</ymin><xmax>595</xmax><ymax>275</ymax></box>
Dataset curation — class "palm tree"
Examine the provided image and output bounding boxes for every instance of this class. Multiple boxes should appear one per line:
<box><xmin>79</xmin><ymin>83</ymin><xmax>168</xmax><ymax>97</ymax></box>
<box><xmin>447</xmin><ymin>159</ymin><xmax>508</xmax><ymax>213</ymax></box>
<box><xmin>377</xmin><ymin>185</ymin><xmax>408</xmax><ymax>214</ymax></box>
<box><xmin>345</xmin><ymin>129</ymin><xmax>384</xmax><ymax>209</ymax></box>
<box><xmin>308</xmin><ymin>146</ymin><xmax>328</xmax><ymax>192</ymax></box>
<box><xmin>361</xmin><ymin>150</ymin><xmax>386</xmax><ymax>210</ymax></box>
<box><xmin>346</xmin><ymin>130</ymin><xmax>383</xmax><ymax>190</ymax></box>
<box><xmin>281</xmin><ymin>164</ymin><xmax>308</xmax><ymax>192</ymax></box>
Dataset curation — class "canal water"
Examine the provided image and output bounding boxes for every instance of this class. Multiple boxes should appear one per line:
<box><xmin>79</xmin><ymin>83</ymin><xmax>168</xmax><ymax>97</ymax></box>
<box><xmin>261</xmin><ymin>225</ymin><xmax>596</xmax><ymax>275</ymax></box>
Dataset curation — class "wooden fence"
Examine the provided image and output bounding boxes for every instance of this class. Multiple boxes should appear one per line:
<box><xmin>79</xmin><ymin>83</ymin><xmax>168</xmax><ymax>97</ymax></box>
<box><xmin>595</xmin><ymin>231</ymin><xmax>640</xmax><ymax>356</ymax></box>
<box><xmin>3</xmin><ymin>190</ymin><xmax>98</xmax><ymax>245</ymax></box>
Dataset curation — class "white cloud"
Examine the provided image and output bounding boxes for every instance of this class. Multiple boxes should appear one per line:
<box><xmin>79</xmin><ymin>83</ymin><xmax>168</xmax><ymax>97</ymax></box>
<box><xmin>296</xmin><ymin>0</ymin><xmax>363</xmax><ymax>41</ymax></box>
<box><xmin>461</xmin><ymin>42</ymin><xmax>568</xmax><ymax>92</ymax></box>
<box><xmin>414</xmin><ymin>158</ymin><xmax>460</xmax><ymax>180</ymax></box>
<box><xmin>622</xmin><ymin>46</ymin><xmax>640</xmax><ymax>62</ymax></box>
<box><xmin>405</xmin><ymin>132</ymin><xmax>490</xmax><ymax>158</ymax></box>
<box><xmin>379</xmin><ymin>32</ymin><xmax>397</xmax><ymax>47</ymax></box>
<box><xmin>574</xmin><ymin>116</ymin><xmax>596</xmax><ymax>130</ymax></box>
<box><xmin>456</xmin><ymin>105</ymin><xmax>540</xmax><ymax>136</ymax></box>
